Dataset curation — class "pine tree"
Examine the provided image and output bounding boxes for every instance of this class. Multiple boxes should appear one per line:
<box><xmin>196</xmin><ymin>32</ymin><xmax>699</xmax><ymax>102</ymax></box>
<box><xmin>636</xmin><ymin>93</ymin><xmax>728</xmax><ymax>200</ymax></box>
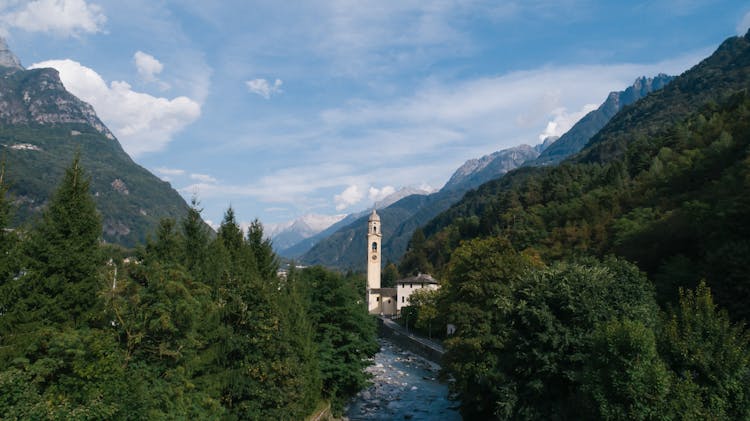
<box><xmin>182</xmin><ymin>197</ymin><xmax>211</xmax><ymax>279</ymax></box>
<box><xmin>0</xmin><ymin>158</ymin><xmax>19</xmax><ymax>327</ymax></box>
<box><xmin>246</xmin><ymin>218</ymin><xmax>278</xmax><ymax>280</ymax></box>
<box><xmin>22</xmin><ymin>153</ymin><xmax>103</xmax><ymax>327</ymax></box>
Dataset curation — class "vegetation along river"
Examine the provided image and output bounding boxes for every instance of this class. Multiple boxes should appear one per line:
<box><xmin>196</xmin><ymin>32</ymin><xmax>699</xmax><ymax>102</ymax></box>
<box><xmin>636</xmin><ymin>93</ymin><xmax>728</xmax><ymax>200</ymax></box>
<box><xmin>345</xmin><ymin>338</ymin><xmax>461</xmax><ymax>420</ymax></box>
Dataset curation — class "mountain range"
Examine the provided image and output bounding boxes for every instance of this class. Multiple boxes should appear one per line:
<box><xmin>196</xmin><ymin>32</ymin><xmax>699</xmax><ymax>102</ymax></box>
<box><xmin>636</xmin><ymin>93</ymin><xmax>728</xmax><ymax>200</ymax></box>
<box><xmin>0</xmin><ymin>39</ymin><xmax>193</xmax><ymax>247</ymax></box>
<box><xmin>532</xmin><ymin>73</ymin><xmax>674</xmax><ymax>166</ymax></box>
<box><xmin>399</xmin><ymin>29</ymin><xmax>750</xmax><ymax>320</ymax></box>
<box><xmin>292</xmin><ymin>73</ymin><xmax>675</xmax><ymax>270</ymax></box>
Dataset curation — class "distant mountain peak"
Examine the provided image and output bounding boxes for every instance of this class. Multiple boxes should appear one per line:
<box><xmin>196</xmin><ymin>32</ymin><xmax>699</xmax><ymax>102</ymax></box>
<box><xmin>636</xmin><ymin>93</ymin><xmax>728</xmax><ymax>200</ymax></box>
<box><xmin>0</xmin><ymin>65</ymin><xmax>115</xmax><ymax>140</ymax></box>
<box><xmin>374</xmin><ymin>186</ymin><xmax>431</xmax><ymax>209</ymax></box>
<box><xmin>444</xmin><ymin>144</ymin><xmax>539</xmax><ymax>191</ymax></box>
<box><xmin>532</xmin><ymin>73</ymin><xmax>674</xmax><ymax>166</ymax></box>
<box><xmin>0</xmin><ymin>38</ymin><xmax>23</xmax><ymax>70</ymax></box>
<box><xmin>268</xmin><ymin>213</ymin><xmax>348</xmax><ymax>250</ymax></box>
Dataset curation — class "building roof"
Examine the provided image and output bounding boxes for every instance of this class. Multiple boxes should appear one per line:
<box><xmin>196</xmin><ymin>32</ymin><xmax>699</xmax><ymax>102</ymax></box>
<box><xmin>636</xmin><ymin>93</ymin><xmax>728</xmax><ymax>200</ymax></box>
<box><xmin>370</xmin><ymin>287</ymin><xmax>397</xmax><ymax>296</ymax></box>
<box><xmin>397</xmin><ymin>273</ymin><xmax>439</xmax><ymax>285</ymax></box>
<box><xmin>368</xmin><ymin>209</ymin><xmax>380</xmax><ymax>222</ymax></box>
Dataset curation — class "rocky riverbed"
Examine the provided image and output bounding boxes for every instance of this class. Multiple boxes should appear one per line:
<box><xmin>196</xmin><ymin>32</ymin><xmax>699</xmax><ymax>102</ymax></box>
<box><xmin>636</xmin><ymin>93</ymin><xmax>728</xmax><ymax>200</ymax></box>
<box><xmin>345</xmin><ymin>339</ymin><xmax>461</xmax><ymax>420</ymax></box>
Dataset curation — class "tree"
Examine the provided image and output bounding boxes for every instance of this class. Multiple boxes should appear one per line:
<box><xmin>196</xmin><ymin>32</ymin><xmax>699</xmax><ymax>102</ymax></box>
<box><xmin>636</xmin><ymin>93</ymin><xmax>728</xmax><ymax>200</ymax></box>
<box><xmin>582</xmin><ymin>319</ymin><xmax>675</xmax><ymax>420</ymax></box>
<box><xmin>407</xmin><ymin>288</ymin><xmax>440</xmax><ymax>339</ymax></box>
<box><xmin>246</xmin><ymin>219</ymin><xmax>278</xmax><ymax>281</ymax></box>
<box><xmin>299</xmin><ymin>267</ymin><xmax>378</xmax><ymax>413</ymax></box>
<box><xmin>441</xmin><ymin>237</ymin><xmax>543</xmax><ymax>419</ymax></box>
<box><xmin>658</xmin><ymin>282</ymin><xmax>750</xmax><ymax>419</ymax></box>
<box><xmin>0</xmin><ymin>156</ymin><xmax>137</xmax><ymax>419</ymax></box>
<box><xmin>381</xmin><ymin>262</ymin><xmax>400</xmax><ymax>288</ymax></box>
<box><xmin>19</xmin><ymin>153</ymin><xmax>103</xmax><ymax>328</ymax></box>
<box><xmin>0</xmin><ymin>158</ymin><xmax>20</xmax><ymax>319</ymax></box>
<box><xmin>182</xmin><ymin>197</ymin><xmax>211</xmax><ymax>279</ymax></box>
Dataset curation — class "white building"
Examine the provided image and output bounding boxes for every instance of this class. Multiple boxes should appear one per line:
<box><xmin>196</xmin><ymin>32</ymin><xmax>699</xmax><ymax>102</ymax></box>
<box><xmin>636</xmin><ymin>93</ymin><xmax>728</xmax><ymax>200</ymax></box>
<box><xmin>366</xmin><ymin>209</ymin><xmax>439</xmax><ymax>316</ymax></box>
<box><xmin>396</xmin><ymin>273</ymin><xmax>439</xmax><ymax>312</ymax></box>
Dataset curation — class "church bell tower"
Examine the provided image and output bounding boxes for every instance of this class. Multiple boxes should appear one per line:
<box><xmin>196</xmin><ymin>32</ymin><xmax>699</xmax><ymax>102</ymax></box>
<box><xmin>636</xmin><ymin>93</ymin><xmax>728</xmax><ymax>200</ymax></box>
<box><xmin>367</xmin><ymin>209</ymin><xmax>381</xmax><ymax>313</ymax></box>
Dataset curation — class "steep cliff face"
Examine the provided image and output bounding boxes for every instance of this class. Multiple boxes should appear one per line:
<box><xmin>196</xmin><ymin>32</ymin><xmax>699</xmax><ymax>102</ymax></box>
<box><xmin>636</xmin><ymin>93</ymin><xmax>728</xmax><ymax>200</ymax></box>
<box><xmin>0</xmin><ymin>42</ymin><xmax>192</xmax><ymax>247</ymax></box>
<box><xmin>0</xmin><ymin>67</ymin><xmax>114</xmax><ymax>138</ymax></box>
<box><xmin>0</xmin><ymin>38</ymin><xmax>22</xmax><ymax>70</ymax></box>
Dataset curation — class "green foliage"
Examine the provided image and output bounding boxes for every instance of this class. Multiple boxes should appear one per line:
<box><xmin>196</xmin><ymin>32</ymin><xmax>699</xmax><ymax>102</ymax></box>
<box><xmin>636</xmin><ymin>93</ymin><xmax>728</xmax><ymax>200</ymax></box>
<box><xmin>9</xmin><ymin>154</ymin><xmax>103</xmax><ymax>328</ymax></box>
<box><xmin>0</xmin><ymin>161</ymin><xmax>378</xmax><ymax>419</ymax></box>
<box><xmin>583</xmin><ymin>319</ymin><xmax>675</xmax><ymax>420</ymax></box>
<box><xmin>658</xmin><ymin>282</ymin><xmax>750</xmax><ymax>419</ymax></box>
<box><xmin>404</xmin><ymin>288</ymin><xmax>441</xmax><ymax>338</ymax></box>
<box><xmin>0</xmin><ymin>158</ymin><xmax>21</xmax><ymax>319</ymax></box>
<box><xmin>0</xmin><ymin>123</ymin><xmax>192</xmax><ymax>247</ymax></box>
<box><xmin>381</xmin><ymin>262</ymin><xmax>400</xmax><ymax>288</ymax></box>
<box><xmin>405</xmin><ymin>85</ymin><xmax>750</xmax><ymax>321</ymax></box>
<box><xmin>297</xmin><ymin>266</ymin><xmax>379</xmax><ymax>413</ymax></box>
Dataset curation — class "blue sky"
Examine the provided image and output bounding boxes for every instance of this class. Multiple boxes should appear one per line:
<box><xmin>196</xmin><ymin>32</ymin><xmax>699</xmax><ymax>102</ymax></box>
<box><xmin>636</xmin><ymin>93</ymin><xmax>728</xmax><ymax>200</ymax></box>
<box><xmin>2</xmin><ymin>0</ymin><xmax>749</xmax><ymax>229</ymax></box>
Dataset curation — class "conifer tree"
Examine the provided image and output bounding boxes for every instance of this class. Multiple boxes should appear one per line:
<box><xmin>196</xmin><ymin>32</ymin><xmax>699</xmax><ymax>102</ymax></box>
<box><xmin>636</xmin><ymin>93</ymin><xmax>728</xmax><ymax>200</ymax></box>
<box><xmin>182</xmin><ymin>197</ymin><xmax>211</xmax><ymax>279</ymax></box>
<box><xmin>23</xmin><ymin>153</ymin><xmax>103</xmax><ymax>327</ymax></box>
<box><xmin>0</xmin><ymin>158</ymin><xmax>19</xmax><ymax>326</ymax></box>
<box><xmin>247</xmin><ymin>218</ymin><xmax>278</xmax><ymax>280</ymax></box>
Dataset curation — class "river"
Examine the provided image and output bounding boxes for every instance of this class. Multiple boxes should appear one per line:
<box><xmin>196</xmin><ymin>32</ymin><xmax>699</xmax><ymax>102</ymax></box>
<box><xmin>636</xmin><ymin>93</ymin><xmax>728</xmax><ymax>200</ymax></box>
<box><xmin>345</xmin><ymin>338</ymin><xmax>462</xmax><ymax>420</ymax></box>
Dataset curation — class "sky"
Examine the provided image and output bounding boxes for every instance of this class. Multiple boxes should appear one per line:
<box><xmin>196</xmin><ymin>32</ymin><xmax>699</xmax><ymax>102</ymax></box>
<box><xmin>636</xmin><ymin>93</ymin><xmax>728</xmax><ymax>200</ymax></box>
<box><xmin>1</xmin><ymin>0</ymin><xmax>749</xmax><ymax>229</ymax></box>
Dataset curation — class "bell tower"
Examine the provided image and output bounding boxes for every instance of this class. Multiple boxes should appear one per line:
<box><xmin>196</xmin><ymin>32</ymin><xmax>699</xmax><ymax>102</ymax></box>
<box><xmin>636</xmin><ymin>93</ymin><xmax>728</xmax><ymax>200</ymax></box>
<box><xmin>367</xmin><ymin>209</ymin><xmax>381</xmax><ymax>313</ymax></box>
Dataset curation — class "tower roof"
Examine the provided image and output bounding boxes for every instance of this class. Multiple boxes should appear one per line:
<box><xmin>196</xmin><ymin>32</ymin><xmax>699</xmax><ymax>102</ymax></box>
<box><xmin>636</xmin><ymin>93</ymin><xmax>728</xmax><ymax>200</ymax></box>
<box><xmin>368</xmin><ymin>209</ymin><xmax>380</xmax><ymax>222</ymax></box>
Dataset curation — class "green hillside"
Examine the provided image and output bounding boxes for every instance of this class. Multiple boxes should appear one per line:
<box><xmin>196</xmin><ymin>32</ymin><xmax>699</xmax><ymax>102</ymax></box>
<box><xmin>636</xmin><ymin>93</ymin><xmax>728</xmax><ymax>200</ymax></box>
<box><xmin>0</xmin><ymin>66</ymin><xmax>192</xmax><ymax>247</ymax></box>
<box><xmin>401</xmin><ymin>31</ymin><xmax>750</xmax><ymax>319</ymax></box>
<box><xmin>398</xmin><ymin>31</ymin><xmax>750</xmax><ymax>419</ymax></box>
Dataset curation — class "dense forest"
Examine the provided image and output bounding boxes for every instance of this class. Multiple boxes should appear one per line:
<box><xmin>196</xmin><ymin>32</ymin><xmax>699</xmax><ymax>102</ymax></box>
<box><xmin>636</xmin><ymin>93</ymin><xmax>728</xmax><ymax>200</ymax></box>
<box><xmin>0</xmin><ymin>156</ymin><xmax>378</xmax><ymax>419</ymax></box>
<box><xmin>397</xmin><ymin>32</ymin><xmax>750</xmax><ymax>419</ymax></box>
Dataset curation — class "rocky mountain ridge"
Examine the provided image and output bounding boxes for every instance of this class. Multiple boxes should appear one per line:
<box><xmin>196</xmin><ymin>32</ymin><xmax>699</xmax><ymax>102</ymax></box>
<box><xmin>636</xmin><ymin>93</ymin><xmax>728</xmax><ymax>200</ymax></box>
<box><xmin>533</xmin><ymin>73</ymin><xmax>674</xmax><ymax>166</ymax></box>
<box><xmin>0</xmin><ymin>41</ymin><xmax>193</xmax><ymax>247</ymax></box>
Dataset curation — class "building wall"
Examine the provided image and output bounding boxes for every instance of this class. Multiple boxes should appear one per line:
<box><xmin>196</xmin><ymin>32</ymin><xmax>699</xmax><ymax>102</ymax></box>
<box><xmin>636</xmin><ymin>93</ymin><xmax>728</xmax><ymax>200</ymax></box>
<box><xmin>396</xmin><ymin>282</ymin><xmax>439</xmax><ymax>312</ymax></box>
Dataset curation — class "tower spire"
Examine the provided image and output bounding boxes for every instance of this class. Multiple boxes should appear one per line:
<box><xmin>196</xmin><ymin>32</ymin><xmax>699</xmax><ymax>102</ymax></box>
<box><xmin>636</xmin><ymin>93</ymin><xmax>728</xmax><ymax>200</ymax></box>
<box><xmin>367</xmin><ymin>209</ymin><xmax>382</xmax><ymax>314</ymax></box>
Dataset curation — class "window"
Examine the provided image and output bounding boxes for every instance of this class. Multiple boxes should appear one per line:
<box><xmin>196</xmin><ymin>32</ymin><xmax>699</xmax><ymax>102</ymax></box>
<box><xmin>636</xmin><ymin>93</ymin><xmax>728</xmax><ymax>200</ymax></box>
<box><xmin>401</xmin><ymin>296</ymin><xmax>404</xmax><ymax>303</ymax></box>
<box><xmin>387</xmin><ymin>299</ymin><xmax>391</xmax><ymax>304</ymax></box>
<box><xmin>410</xmin><ymin>283</ymin><xmax>413</xmax><ymax>288</ymax></box>
<box><xmin>373</xmin><ymin>225</ymin><xmax>377</xmax><ymax>233</ymax></box>
<box><xmin>372</xmin><ymin>242</ymin><xmax>377</xmax><ymax>251</ymax></box>
<box><xmin>376</xmin><ymin>296</ymin><xmax>380</xmax><ymax>302</ymax></box>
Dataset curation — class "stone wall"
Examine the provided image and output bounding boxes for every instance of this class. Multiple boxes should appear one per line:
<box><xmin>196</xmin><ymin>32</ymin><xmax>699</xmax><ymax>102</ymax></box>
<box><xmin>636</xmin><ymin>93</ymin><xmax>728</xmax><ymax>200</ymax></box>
<box><xmin>376</xmin><ymin>317</ymin><xmax>444</xmax><ymax>364</ymax></box>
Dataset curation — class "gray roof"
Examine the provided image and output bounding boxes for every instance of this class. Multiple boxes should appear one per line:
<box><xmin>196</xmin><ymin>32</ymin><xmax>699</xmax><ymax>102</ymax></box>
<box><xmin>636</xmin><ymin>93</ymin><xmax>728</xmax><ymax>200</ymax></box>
<box><xmin>397</xmin><ymin>273</ymin><xmax>439</xmax><ymax>285</ymax></box>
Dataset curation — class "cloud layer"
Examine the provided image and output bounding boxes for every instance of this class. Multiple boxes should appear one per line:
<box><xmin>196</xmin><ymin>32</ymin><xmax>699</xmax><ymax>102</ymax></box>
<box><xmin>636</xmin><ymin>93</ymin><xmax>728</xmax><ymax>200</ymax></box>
<box><xmin>246</xmin><ymin>78</ymin><xmax>283</xmax><ymax>99</ymax></box>
<box><xmin>0</xmin><ymin>0</ymin><xmax>106</xmax><ymax>37</ymax></box>
<box><xmin>30</xmin><ymin>59</ymin><xmax>201</xmax><ymax>156</ymax></box>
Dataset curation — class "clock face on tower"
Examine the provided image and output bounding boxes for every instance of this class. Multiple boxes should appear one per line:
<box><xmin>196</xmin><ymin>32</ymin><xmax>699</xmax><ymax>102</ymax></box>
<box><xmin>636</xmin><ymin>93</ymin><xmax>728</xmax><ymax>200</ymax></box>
<box><xmin>371</xmin><ymin>254</ymin><xmax>377</xmax><ymax>261</ymax></box>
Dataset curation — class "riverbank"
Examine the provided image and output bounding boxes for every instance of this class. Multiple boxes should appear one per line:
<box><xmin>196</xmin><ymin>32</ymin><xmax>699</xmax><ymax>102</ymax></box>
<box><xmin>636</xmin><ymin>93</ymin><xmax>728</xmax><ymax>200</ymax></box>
<box><xmin>377</xmin><ymin>316</ymin><xmax>446</xmax><ymax>363</ymax></box>
<box><xmin>344</xmin><ymin>338</ymin><xmax>461</xmax><ymax>420</ymax></box>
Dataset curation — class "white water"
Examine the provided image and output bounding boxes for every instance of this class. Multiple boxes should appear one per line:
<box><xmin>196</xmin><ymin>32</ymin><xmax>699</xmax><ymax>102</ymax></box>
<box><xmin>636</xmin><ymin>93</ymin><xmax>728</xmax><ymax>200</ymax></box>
<box><xmin>345</xmin><ymin>338</ymin><xmax>461</xmax><ymax>420</ymax></box>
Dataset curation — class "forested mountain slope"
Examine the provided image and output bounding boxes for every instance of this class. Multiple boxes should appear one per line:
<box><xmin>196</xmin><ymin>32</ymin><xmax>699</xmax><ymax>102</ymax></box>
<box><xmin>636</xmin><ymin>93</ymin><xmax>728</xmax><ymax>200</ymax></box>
<box><xmin>0</xmin><ymin>48</ymin><xmax>192</xmax><ymax>247</ymax></box>
<box><xmin>401</xmin><ymin>30</ymin><xmax>750</xmax><ymax>320</ymax></box>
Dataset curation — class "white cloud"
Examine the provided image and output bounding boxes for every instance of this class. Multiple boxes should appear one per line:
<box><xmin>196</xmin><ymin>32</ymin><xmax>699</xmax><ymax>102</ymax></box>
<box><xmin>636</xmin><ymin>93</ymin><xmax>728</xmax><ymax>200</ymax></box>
<box><xmin>133</xmin><ymin>51</ymin><xmax>169</xmax><ymax>90</ymax></box>
<box><xmin>155</xmin><ymin>167</ymin><xmax>185</xmax><ymax>176</ymax></box>
<box><xmin>246</xmin><ymin>78</ymin><xmax>283</xmax><ymax>99</ymax></box>
<box><xmin>30</xmin><ymin>59</ymin><xmax>201</xmax><ymax>156</ymax></box>
<box><xmin>334</xmin><ymin>185</ymin><xmax>364</xmax><ymax>210</ymax></box>
<box><xmin>368</xmin><ymin>185</ymin><xmax>395</xmax><ymax>203</ymax></box>
<box><xmin>738</xmin><ymin>10</ymin><xmax>750</xmax><ymax>35</ymax></box>
<box><xmin>0</xmin><ymin>0</ymin><xmax>106</xmax><ymax>36</ymax></box>
<box><xmin>190</xmin><ymin>173</ymin><xmax>217</xmax><ymax>183</ymax></box>
<box><xmin>538</xmin><ymin>103</ymin><xmax>598</xmax><ymax>141</ymax></box>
